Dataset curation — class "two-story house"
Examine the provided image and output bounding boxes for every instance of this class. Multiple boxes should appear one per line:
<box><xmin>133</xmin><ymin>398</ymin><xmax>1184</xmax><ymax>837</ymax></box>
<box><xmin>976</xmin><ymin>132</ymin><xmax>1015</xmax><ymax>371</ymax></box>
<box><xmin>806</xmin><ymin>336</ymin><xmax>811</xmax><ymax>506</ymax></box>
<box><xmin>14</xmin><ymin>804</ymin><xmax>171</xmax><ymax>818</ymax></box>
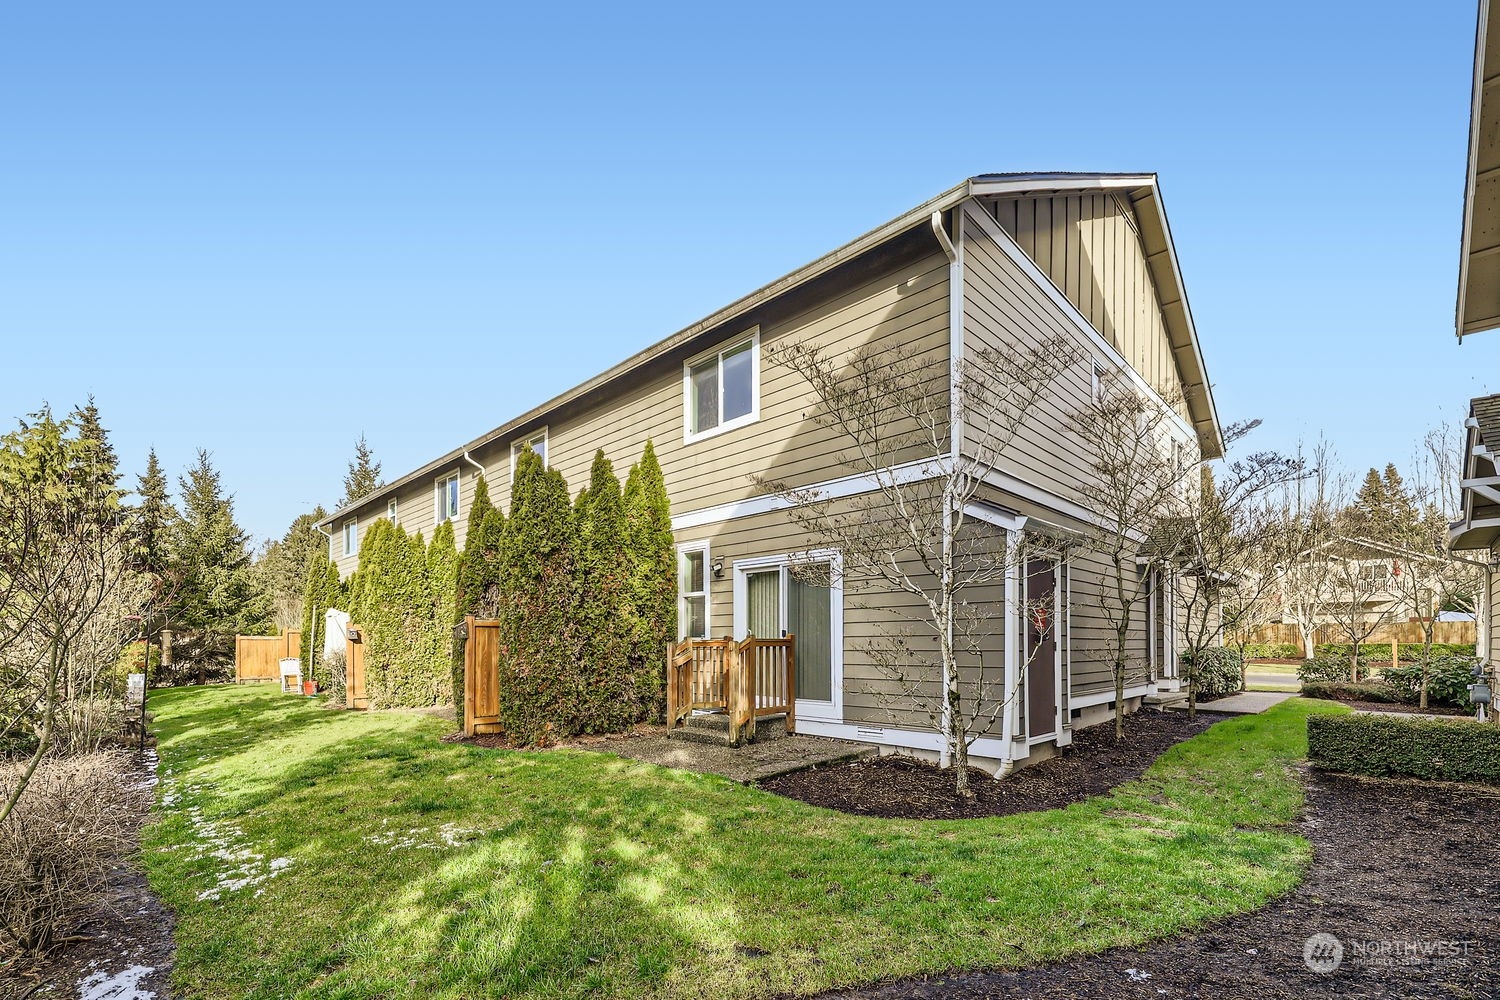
<box><xmin>317</xmin><ymin>172</ymin><xmax>1223</xmax><ymax>773</ymax></box>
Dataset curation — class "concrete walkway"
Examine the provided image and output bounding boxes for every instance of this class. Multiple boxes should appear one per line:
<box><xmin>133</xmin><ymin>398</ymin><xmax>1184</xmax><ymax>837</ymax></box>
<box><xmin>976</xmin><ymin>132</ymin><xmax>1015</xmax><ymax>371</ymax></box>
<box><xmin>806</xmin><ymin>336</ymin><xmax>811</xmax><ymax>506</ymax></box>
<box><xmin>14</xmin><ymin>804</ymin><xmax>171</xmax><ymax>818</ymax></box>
<box><xmin>1172</xmin><ymin>690</ymin><xmax>1298</xmax><ymax>715</ymax></box>
<box><xmin>595</xmin><ymin>731</ymin><xmax>876</xmax><ymax>784</ymax></box>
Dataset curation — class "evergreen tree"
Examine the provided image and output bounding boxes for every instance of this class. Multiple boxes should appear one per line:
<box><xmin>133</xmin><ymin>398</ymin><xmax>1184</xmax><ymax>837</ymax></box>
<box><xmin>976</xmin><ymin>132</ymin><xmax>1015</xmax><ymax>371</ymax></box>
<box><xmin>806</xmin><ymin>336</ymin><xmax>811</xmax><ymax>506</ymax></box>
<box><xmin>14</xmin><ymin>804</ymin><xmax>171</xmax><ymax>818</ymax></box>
<box><xmin>349</xmin><ymin>520</ymin><xmax>446</xmax><ymax>707</ymax></box>
<box><xmin>499</xmin><ymin>448</ymin><xmax>579</xmax><ymax>742</ymax></box>
<box><xmin>622</xmin><ymin>440</ymin><xmax>676</xmax><ymax>720</ymax></box>
<box><xmin>71</xmin><ymin>397</ymin><xmax>121</xmax><ymax>498</ymax></box>
<box><xmin>256</xmin><ymin>507</ymin><xmax>328</xmax><ymax>630</ymax></box>
<box><xmin>575</xmin><ymin>450</ymin><xmax>641</xmax><ymax>731</ymax></box>
<box><xmin>427</xmin><ymin>520</ymin><xmax>460</xmax><ymax>706</ymax></box>
<box><xmin>337</xmin><ymin>434</ymin><xmax>383</xmax><ymax>509</ymax></box>
<box><xmin>171</xmin><ymin>449</ymin><xmax>269</xmax><ymax>674</ymax></box>
<box><xmin>299</xmin><ymin>550</ymin><xmax>343</xmax><ymax>673</ymax></box>
<box><xmin>133</xmin><ymin>449</ymin><xmax>178</xmax><ymax>582</ymax></box>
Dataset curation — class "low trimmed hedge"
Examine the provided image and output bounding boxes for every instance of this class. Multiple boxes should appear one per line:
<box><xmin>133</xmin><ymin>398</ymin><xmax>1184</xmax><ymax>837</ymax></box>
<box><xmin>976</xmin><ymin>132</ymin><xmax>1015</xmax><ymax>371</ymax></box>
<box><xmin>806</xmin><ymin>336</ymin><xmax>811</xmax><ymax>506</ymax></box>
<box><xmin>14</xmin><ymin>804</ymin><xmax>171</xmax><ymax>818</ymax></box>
<box><xmin>1301</xmin><ymin>680</ymin><xmax>1400</xmax><ymax>703</ymax></box>
<box><xmin>1297</xmin><ymin>656</ymin><xmax>1369</xmax><ymax>683</ymax></box>
<box><xmin>1307</xmin><ymin>713</ymin><xmax>1500</xmax><ymax>785</ymax></box>
<box><xmin>1239</xmin><ymin>642</ymin><xmax>1302</xmax><ymax>660</ymax></box>
<box><xmin>1314</xmin><ymin>642</ymin><xmax>1477</xmax><ymax>661</ymax></box>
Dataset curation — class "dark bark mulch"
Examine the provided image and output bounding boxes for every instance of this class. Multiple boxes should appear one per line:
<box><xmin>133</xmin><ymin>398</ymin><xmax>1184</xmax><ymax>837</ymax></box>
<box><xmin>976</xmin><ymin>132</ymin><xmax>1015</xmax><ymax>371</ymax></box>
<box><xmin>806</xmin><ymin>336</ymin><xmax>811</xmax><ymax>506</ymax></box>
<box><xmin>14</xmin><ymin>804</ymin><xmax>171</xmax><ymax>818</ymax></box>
<box><xmin>820</xmin><ymin>772</ymin><xmax>1500</xmax><ymax>1000</ymax></box>
<box><xmin>6</xmin><ymin>749</ymin><xmax>177</xmax><ymax>1000</ymax></box>
<box><xmin>759</xmin><ymin>710</ymin><xmax>1215</xmax><ymax>820</ymax></box>
<box><xmin>1332</xmin><ymin>700</ymin><xmax>1472</xmax><ymax>718</ymax></box>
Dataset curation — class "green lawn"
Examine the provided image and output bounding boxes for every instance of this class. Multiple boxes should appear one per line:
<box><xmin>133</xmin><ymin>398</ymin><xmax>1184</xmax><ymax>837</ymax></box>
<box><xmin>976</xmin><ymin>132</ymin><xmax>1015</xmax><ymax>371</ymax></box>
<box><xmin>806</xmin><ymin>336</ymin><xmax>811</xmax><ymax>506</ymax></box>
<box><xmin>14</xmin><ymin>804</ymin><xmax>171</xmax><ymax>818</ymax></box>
<box><xmin>142</xmin><ymin>687</ymin><xmax>1344</xmax><ymax>1000</ymax></box>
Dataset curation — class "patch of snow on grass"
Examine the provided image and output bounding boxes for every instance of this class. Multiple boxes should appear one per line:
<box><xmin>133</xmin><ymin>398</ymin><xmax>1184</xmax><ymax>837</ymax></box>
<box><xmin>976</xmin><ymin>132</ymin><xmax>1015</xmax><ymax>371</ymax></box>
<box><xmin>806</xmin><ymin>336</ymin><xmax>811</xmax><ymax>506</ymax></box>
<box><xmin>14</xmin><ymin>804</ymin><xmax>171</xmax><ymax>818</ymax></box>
<box><xmin>362</xmin><ymin>818</ymin><xmax>479</xmax><ymax>850</ymax></box>
<box><xmin>77</xmin><ymin>964</ymin><xmax>156</xmax><ymax>1000</ymax></box>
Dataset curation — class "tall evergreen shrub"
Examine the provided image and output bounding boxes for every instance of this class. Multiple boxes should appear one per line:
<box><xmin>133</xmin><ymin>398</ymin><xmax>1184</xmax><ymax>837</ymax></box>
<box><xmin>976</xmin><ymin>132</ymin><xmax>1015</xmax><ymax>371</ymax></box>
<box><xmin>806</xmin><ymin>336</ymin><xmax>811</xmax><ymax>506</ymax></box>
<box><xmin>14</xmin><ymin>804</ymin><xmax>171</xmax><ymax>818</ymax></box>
<box><xmin>350</xmin><ymin>520</ymin><xmax>447</xmax><ymax>708</ymax></box>
<box><xmin>623</xmin><ymin>440</ymin><xmax>676</xmax><ymax>721</ymax></box>
<box><xmin>575</xmin><ymin>451</ymin><xmax>640</xmax><ymax>731</ymax></box>
<box><xmin>498</xmin><ymin>449</ymin><xmax>579</xmax><ymax>743</ymax></box>
<box><xmin>427</xmin><ymin>520</ymin><xmax>460</xmax><ymax>706</ymax></box>
<box><xmin>453</xmin><ymin>476</ymin><xmax>505</xmax><ymax>719</ymax></box>
<box><xmin>299</xmin><ymin>550</ymin><xmax>343</xmax><ymax>673</ymax></box>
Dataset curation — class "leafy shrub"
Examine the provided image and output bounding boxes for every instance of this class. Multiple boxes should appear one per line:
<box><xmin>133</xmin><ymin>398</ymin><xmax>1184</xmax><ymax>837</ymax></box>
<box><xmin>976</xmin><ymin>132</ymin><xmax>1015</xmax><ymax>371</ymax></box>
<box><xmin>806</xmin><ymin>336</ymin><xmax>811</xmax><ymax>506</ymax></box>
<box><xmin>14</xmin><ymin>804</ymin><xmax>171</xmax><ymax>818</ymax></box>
<box><xmin>1181</xmin><ymin>647</ymin><xmax>1243</xmax><ymax>698</ymax></box>
<box><xmin>1396</xmin><ymin>642</ymin><xmax>1476</xmax><ymax>660</ymax></box>
<box><xmin>321</xmin><ymin>650</ymin><xmax>347</xmax><ymax>708</ymax></box>
<box><xmin>1301</xmin><ymin>680</ymin><xmax>1400</xmax><ymax>703</ymax></box>
<box><xmin>1239</xmin><ymin>642</ymin><xmax>1302</xmax><ymax>660</ymax></box>
<box><xmin>1297</xmin><ymin>656</ymin><xmax>1367</xmax><ymax>683</ymax></box>
<box><xmin>0</xmin><ymin>751</ymin><xmax>132</xmax><ymax>956</ymax></box>
<box><xmin>1381</xmin><ymin>656</ymin><xmax>1481</xmax><ymax>708</ymax></box>
<box><xmin>1307</xmin><ymin>713</ymin><xmax>1500</xmax><ymax>785</ymax></box>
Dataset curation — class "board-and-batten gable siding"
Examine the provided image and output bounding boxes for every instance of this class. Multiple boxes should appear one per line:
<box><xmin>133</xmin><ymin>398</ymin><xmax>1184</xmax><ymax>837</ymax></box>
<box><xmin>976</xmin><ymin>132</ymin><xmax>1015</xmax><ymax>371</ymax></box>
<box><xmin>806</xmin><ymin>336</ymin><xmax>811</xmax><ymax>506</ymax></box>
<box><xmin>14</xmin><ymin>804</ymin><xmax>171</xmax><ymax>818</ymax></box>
<box><xmin>959</xmin><ymin>202</ymin><xmax>1199</xmax><ymax>514</ymax></box>
<box><xmin>673</xmin><ymin>500</ymin><xmax>1008</xmax><ymax>732</ymax></box>
<box><xmin>482</xmin><ymin>251</ymin><xmax>954</xmax><ymax>525</ymax></box>
<box><xmin>988</xmin><ymin>192</ymin><xmax>1186</xmax><ymax>414</ymax></box>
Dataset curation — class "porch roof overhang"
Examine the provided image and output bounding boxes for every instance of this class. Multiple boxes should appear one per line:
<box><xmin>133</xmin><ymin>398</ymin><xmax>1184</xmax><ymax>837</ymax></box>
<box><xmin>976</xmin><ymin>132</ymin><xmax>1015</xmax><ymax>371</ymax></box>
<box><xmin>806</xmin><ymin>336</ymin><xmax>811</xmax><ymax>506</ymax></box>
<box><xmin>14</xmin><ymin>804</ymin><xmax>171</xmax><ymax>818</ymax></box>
<box><xmin>1450</xmin><ymin>393</ymin><xmax>1500</xmax><ymax>550</ymax></box>
<box><xmin>1458</xmin><ymin>0</ymin><xmax>1500</xmax><ymax>338</ymax></box>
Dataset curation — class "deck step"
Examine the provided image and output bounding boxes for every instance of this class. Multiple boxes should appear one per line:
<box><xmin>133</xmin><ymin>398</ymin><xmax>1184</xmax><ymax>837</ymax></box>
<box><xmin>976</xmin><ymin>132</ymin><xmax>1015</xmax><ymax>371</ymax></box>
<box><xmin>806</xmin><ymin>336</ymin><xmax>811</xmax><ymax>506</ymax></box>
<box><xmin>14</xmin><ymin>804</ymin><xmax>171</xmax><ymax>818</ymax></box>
<box><xmin>669</xmin><ymin>712</ymin><xmax>791</xmax><ymax>746</ymax></box>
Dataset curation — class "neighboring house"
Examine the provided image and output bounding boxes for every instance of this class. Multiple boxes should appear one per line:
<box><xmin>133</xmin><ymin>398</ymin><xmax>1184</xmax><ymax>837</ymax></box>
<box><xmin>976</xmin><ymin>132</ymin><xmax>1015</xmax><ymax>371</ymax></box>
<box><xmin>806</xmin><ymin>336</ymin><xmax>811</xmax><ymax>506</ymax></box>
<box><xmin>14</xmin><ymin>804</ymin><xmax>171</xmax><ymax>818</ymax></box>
<box><xmin>317</xmin><ymin>172</ymin><xmax>1222</xmax><ymax>773</ymax></box>
<box><xmin>1452</xmin><ymin>0</ymin><xmax>1500</xmax><ymax>664</ymax></box>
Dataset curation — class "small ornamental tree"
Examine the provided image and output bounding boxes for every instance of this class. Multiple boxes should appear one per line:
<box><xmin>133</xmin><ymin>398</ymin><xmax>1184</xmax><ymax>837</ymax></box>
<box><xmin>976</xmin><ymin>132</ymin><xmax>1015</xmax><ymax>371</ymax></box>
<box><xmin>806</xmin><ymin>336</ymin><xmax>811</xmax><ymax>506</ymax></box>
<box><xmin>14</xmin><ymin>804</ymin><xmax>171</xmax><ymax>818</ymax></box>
<box><xmin>575</xmin><ymin>451</ymin><xmax>640</xmax><ymax>731</ymax></box>
<box><xmin>622</xmin><ymin>440</ymin><xmax>675</xmax><ymax>721</ymax></box>
<box><xmin>499</xmin><ymin>448</ymin><xmax>579</xmax><ymax>743</ymax></box>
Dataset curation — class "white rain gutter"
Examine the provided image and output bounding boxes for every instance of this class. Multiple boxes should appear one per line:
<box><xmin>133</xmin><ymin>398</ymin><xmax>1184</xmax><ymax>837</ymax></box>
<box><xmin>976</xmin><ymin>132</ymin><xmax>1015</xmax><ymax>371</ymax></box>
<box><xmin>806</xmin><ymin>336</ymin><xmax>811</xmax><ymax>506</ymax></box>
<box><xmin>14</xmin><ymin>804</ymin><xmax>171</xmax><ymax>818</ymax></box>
<box><xmin>463</xmin><ymin>451</ymin><xmax>485</xmax><ymax>478</ymax></box>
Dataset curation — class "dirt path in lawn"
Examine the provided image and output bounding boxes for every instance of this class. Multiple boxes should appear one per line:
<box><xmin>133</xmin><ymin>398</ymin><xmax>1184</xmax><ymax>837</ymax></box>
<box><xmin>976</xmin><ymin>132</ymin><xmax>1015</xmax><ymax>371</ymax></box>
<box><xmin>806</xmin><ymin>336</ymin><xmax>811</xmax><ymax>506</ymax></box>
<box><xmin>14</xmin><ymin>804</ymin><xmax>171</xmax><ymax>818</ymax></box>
<box><xmin>7</xmin><ymin>749</ymin><xmax>176</xmax><ymax>1000</ymax></box>
<box><xmin>817</xmin><ymin>771</ymin><xmax>1500</xmax><ymax>999</ymax></box>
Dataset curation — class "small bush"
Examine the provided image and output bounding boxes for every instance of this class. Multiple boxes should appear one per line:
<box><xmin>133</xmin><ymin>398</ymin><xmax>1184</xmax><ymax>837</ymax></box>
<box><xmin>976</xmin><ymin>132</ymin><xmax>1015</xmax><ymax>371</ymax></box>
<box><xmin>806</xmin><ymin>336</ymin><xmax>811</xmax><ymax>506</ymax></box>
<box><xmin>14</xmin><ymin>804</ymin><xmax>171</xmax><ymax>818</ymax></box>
<box><xmin>1381</xmin><ymin>656</ymin><xmax>1480</xmax><ymax>708</ymax></box>
<box><xmin>322</xmin><ymin>650</ymin><xmax>347</xmax><ymax>708</ymax></box>
<box><xmin>1301</xmin><ymin>679</ymin><xmax>1400</xmax><ymax>703</ymax></box>
<box><xmin>1181</xmin><ymin>647</ymin><xmax>1243</xmax><ymax>698</ymax></box>
<box><xmin>1239</xmin><ymin>642</ymin><xmax>1302</xmax><ymax>660</ymax></box>
<box><xmin>0</xmin><ymin>751</ymin><xmax>133</xmax><ymax>957</ymax></box>
<box><xmin>1307</xmin><ymin>713</ymin><xmax>1500</xmax><ymax>785</ymax></box>
<box><xmin>1297</xmin><ymin>656</ymin><xmax>1367</xmax><ymax>683</ymax></box>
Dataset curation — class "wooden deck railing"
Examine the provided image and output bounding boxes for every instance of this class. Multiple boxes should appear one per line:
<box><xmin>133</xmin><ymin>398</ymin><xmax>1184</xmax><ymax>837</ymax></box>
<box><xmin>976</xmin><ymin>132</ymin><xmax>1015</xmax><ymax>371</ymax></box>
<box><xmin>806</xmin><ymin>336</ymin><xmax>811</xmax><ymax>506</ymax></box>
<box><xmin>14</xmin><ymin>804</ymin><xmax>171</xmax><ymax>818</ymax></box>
<box><xmin>665</xmin><ymin>634</ymin><xmax>796</xmax><ymax>744</ymax></box>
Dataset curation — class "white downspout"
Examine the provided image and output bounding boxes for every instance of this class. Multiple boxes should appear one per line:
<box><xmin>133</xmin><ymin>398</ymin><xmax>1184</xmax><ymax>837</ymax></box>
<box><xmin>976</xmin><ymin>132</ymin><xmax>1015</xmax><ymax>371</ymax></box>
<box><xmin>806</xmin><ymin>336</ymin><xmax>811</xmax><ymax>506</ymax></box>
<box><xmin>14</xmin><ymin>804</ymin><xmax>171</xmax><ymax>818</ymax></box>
<box><xmin>934</xmin><ymin>209</ymin><xmax>963</xmax><ymax>771</ymax></box>
<box><xmin>463</xmin><ymin>451</ymin><xmax>485</xmax><ymax>478</ymax></box>
<box><xmin>999</xmin><ymin>527</ymin><xmax>1022</xmax><ymax>777</ymax></box>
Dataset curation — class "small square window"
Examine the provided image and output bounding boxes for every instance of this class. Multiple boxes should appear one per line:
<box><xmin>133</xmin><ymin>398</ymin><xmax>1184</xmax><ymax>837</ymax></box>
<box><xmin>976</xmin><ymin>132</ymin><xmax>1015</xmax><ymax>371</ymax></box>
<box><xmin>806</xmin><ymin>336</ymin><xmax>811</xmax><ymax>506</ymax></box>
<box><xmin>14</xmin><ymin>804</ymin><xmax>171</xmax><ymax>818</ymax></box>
<box><xmin>510</xmin><ymin>429</ymin><xmax>548</xmax><ymax>481</ymax></box>
<box><xmin>685</xmin><ymin>332</ymin><xmax>759</xmax><ymax>441</ymax></box>
<box><xmin>435</xmin><ymin>473</ymin><xmax>460</xmax><ymax>524</ymax></box>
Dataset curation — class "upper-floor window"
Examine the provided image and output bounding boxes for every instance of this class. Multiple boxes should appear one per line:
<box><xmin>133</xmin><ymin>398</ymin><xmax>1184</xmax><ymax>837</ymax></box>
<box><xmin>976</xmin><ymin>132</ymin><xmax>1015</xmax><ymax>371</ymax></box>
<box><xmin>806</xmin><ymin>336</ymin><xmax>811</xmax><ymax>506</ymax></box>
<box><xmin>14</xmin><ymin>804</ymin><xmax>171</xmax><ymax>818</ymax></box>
<box><xmin>387</xmin><ymin>499</ymin><xmax>399</xmax><ymax>527</ymax></box>
<box><xmin>435</xmin><ymin>472</ymin><xmax>460</xmax><ymax>524</ymax></box>
<box><xmin>684</xmin><ymin>331</ymin><xmax>759</xmax><ymax>442</ymax></box>
<box><xmin>511</xmin><ymin>429</ymin><xmax>548</xmax><ymax>481</ymax></box>
<box><xmin>343</xmin><ymin>517</ymin><xmax>358</xmax><ymax>557</ymax></box>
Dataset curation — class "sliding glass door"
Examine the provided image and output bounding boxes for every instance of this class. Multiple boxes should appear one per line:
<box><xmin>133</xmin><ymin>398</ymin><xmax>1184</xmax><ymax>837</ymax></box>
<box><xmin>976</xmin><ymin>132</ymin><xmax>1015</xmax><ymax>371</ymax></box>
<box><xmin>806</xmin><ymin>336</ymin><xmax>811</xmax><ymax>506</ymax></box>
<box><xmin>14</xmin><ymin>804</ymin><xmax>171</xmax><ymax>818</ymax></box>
<box><xmin>736</xmin><ymin>554</ymin><xmax>841</xmax><ymax>719</ymax></box>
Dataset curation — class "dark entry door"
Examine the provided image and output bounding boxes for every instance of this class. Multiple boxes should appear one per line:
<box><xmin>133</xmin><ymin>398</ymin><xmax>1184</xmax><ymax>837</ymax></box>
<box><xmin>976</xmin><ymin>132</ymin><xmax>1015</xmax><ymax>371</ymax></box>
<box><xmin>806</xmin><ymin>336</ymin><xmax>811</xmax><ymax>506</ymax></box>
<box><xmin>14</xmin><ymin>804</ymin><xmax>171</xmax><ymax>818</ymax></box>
<box><xmin>1026</xmin><ymin>560</ymin><xmax>1058</xmax><ymax>739</ymax></box>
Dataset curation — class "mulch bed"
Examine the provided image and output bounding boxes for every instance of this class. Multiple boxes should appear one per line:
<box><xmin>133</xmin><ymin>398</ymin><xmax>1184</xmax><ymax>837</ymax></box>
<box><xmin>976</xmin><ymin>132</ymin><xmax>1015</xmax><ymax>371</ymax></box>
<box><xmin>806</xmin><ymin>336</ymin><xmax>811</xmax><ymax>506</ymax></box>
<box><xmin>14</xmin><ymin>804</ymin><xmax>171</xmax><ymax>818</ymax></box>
<box><xmin>759</xmin><ymin>710</ymin><xmax>1216</xmax><ymax>819</ymax></box>
<box><xmin>1333</xmin><ymin>700</ymin><xmax>1472</xmax><ymax>718</ymax></box>
<box><xmin>817</xmin><ymin>771</ymin><xmax>1500</xmax><ymax>1000</ymax></box>
<box><xmin>7</xmin><ymin>748</ymin><xmax>176</xmax><ymax>1000</ymax></box>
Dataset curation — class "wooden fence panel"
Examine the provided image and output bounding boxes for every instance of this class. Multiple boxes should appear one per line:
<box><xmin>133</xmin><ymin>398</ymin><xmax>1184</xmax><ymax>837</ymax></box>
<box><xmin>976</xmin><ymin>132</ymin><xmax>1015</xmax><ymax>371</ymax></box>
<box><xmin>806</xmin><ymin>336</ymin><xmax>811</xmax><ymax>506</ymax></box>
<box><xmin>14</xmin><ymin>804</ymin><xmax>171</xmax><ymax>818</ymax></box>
<box><xmin>1236</xmin><ymin>621</ymin><xmax>1477</xmax><ymax>655</ymax></box>
<box><xmin>234</xmin><ymin>630</ymin><xmax>302</xmax><ymax>683</ymax></box>
<box><xmin>463</xmin><ymin>617</ymin><xmax>503</xmax><ymax>736</ymax></box>
<box><xmin>346</xmin><ymin>625</ymin><xmax>368</xmax><ymax>710</ymax></box>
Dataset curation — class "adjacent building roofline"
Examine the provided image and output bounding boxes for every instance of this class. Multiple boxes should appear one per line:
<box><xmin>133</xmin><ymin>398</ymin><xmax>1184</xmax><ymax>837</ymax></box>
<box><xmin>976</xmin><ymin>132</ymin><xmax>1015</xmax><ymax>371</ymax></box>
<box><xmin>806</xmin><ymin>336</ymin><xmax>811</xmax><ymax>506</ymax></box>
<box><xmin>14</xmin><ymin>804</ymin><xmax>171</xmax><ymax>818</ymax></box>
<box><xmin>1459</xmin><ymin>0</ymin><xmax>1500</xmax><ymax>339</ymax></box>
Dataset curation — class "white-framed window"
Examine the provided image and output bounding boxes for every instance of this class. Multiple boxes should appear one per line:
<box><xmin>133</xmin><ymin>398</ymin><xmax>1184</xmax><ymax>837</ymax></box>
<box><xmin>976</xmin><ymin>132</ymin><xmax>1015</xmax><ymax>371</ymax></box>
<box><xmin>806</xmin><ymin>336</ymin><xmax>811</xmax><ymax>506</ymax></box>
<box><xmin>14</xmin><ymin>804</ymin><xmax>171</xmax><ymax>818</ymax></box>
<box><xmin>1090</xmin><ymin>357</ymin><xmax>1103</xmax><ymax>405</ymax></box>
<box><xmin>342</xmin><ymin>517</ymin><xmax>358</xmax><ymax>557</ymax></box>
<box><xmin>732</xmin><ymin>550</ymin><xmax>843</xmax><ymax>720</ymax></box>
<box><xmin>387</xmin><ymin>499</ymin><xmax>399</xmax><ymax>526</ymax></box>
<box><xmin>684</xmin><ymin>330</ymin><xmax>759</xmax><ymax>442</ymax></box>
<box><xmin>678</xmin><ymin>542</ymin><xmax>710</xmax><ymax>640</ymax></box>
<box><xmin>435</xmin><ymin>472</ymin><xmax>460</xmax><ymax>524</ymax></box>
<box><xmin>510</xmin><ymin>428</ymin><xmax>548</xmax><ymax>481</ymax></box>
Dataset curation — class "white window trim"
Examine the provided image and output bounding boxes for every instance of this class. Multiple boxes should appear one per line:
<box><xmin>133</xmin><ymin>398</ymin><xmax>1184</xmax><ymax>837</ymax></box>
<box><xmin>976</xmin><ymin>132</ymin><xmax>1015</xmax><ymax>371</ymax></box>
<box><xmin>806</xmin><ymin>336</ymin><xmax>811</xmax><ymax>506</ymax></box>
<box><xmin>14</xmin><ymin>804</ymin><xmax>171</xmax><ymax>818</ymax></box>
<box><xmin>1022</xmin><ymin>555</ymin><xmax>1066</xmax><ymax>746</ymax></box>
<box><xmin>343</xmin><ymin>517</ymin><xmax>358</xmax><ymax>558</ymax></box>
<box><xmin>731</xmin><ymin>549</ymin><xmax>843</xmax><ymax>723</ymax></box>
<box><xmin>677</xmin><ymin>540</ymin><xmax>711</xmax><ymax>640</ymax></box>
<box><xmin>509</xmin><ymin>427</ymin><xmax>549</xmax><ymax>482</ymax></box>
<box><xmin>434</xmin><ymin>471</ymin><xmax>460</xmax><ymax>525</ymax></box>
<box><xmin>387</xmin><ymin>499</ymin><xmax>399</xmax><ymax>527</ymax></box>
<box><xmin>682</xmin><ymin>328</ymin><xmax>761</xmax><ymax>444</ymax></box>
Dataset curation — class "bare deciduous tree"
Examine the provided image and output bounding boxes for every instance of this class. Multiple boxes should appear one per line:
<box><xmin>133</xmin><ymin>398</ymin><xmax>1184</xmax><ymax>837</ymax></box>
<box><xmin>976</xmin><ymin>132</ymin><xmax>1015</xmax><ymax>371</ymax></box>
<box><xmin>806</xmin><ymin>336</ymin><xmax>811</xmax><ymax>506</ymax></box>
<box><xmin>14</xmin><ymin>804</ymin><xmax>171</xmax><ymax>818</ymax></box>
<box><xmin>755</xmin><ymin>332</ymin><xmax>1082</xmax><ymax>795</ymax></box>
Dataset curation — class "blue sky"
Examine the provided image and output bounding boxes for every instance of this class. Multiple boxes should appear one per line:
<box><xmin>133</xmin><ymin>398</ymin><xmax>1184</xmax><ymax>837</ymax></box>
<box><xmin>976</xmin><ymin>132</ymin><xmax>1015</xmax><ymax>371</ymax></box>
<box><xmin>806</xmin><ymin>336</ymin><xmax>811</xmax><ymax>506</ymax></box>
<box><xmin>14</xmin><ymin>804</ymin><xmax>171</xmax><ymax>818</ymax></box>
<box><xmin>3</xmin><ymin>1</ymin><xmax>1497</xmax><ymax>543</ymax></box>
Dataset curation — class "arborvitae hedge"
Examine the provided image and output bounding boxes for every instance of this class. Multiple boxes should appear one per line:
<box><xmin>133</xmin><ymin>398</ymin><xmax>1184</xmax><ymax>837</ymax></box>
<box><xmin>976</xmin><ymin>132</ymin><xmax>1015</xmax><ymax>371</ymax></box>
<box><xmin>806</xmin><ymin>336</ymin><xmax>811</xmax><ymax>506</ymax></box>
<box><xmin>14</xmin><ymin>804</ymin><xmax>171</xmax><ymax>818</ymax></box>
<box><xmin>349</xmin><ymin>520</ymin><xmax>450</xmax><ymax>708</ymax></box>
<box><xmin>575</xmin><ymin>450</ymin><xmax>641</xmax><ymax>732</ymax></box>
<box><xmin>427</xmin><ymin>520</ymin><xmax>460</xmax><ymax>706</ymax></box>
<box><xmin>299</xmin><ymin>550</ymin><xmax>343</xmax><ymax>673</ymax></box>
<box><xmin>623</xmin><ymin>440</ymin><xmax>676</xmax><ymax>721</ymax></box>
<box><xmin>453</xmin><ymin>475</ymin><xmax>504</xmax><ymax>719</ymax></box>
<box><xmin>498</xmin><ymin>448</ymin><xmax>580</xmax><ymax>743</ymax></box>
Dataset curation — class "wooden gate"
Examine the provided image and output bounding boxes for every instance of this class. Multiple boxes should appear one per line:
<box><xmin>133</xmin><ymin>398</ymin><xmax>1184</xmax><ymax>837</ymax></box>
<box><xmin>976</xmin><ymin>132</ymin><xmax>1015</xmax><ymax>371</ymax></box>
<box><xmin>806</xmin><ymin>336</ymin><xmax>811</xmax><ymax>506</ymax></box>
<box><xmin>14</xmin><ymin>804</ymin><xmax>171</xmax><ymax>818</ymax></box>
<box><xmin>463</xmin><ymin>616</ymin><xmax>502</xmax><ymax>736</ymax></box>
<box><xmin>234</xmin><ymin>630</ymin><xmax>302</xmax><ymax>683</ymax></box>
<box><xmin>345</xmin><ymin>624</ymin><xmax>369</xmax><ymax>710</ymax></box>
